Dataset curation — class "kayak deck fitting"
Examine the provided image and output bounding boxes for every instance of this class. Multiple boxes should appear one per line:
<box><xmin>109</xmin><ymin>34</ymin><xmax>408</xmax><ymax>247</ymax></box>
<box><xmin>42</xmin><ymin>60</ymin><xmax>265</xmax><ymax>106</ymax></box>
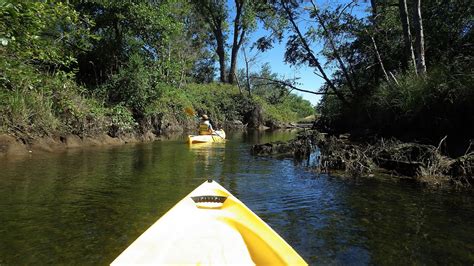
<box><xmin>187</xmin><ymin>130</ymin><xmax>226</xmax><ymax>144</ymax></box>
<box><xmin>112</xmin><ymin>180</ymin><xmax>307</xmax><ymax>265</ymax></box>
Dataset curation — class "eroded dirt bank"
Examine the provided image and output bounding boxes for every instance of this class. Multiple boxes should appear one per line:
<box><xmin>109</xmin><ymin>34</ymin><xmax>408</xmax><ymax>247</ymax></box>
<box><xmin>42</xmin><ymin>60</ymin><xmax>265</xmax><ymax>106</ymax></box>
<box><xmin>0</xmin><ymin>133</ymin><xmax>157</xmax><ymax>158</ymax></box>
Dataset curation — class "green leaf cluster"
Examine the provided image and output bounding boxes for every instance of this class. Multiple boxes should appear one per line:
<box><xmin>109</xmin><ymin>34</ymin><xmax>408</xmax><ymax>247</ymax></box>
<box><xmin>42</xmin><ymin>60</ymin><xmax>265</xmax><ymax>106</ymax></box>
<box><xmin>0</xmin><ymin>0</ymin><xmax>94</xmax><ymax>67</ymax></box>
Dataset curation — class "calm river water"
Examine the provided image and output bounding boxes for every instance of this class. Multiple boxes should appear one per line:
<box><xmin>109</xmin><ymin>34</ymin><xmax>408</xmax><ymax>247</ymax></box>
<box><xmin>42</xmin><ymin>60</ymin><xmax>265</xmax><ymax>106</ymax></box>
<box><xmin>0</xmin><ymin>130</ymin><xmax>473</xmax><ymax>265</ymax></box>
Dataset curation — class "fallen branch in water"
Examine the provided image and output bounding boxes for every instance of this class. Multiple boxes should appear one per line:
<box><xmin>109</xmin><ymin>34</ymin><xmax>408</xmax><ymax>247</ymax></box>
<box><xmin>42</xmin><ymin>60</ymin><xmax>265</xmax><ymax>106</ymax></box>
<box><xmin>251</xmin><ymin>132</ymin><xmax>473</xmax><ymax>189</ymax></box>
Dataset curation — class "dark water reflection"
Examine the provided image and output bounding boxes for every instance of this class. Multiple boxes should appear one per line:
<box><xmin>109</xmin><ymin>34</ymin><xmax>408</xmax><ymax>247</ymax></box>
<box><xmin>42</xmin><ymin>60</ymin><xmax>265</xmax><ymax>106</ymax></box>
<box><xmin>0</xmin><ymin>130</ymin><xmax>472</xmax><ymax>265</ymax></box>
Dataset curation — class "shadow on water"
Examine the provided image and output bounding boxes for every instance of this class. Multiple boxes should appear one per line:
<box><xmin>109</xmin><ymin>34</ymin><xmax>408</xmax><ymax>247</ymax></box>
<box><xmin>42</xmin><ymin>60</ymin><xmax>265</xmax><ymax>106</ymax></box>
<box><xmin>0</xmin><ymin>130</ymin><xmax>472</xmax><ymax>265</ymax></box>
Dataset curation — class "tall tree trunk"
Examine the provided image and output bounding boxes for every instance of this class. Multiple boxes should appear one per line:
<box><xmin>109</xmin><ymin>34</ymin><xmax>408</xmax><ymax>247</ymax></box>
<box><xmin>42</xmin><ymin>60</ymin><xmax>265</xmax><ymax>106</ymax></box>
<box><xmin>228</xmin><ymin>33</ymin><xmax>245</xmax><ymax>84</ymax></box>
<box><xmin>243</xmin><ymin>47</ymin><xmax>251</xmax><ymax>96</ymax></box>
<box><xmin>412</xmin><ymin>0</ymin><xmax>426</xmax><ymax>74</ymax></box>
<box><xmin>214</xmin><ymin>28</ymin><xmax>227</xmax><ymax>83</ymax></box>
<box><xmin>195</xmin><ymin>0</ymin><xmax>228</xmax><ymax>83</ymax></box>
<box><xmin>368</xmin><ymin>0</ymin><xmax>390</xmax><ymax>84</ymax></box>
<box><xmin>369</xmin><ymin>34</ymin><xmax>390</xmax><ymax>83</ymax></box>
<box><xmin>228</xmin><ymin>0</ymin><xmax>245</xmax><ymax>84</ymax></box>
<box><xmin>399</xmin><ymin>0</ymin><xmax>417</xmax><ymax>72</ymax></box>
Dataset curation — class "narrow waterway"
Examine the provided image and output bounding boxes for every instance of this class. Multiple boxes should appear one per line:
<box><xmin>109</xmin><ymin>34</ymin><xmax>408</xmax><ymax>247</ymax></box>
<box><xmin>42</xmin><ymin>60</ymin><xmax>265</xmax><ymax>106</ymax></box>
<box><xmin>0</xmin><ymin>130</ymin><xmax>472</xmax><ymax>265</ymax></box>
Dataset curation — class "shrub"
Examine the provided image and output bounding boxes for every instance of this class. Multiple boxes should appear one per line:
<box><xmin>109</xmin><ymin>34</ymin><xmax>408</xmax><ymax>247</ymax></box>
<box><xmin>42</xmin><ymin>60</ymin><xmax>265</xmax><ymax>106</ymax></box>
<box><xmin>0</xmin><ymin>89</ymin><xmax>59</xmax><ymax>137</ymax></box>
<box><xmin>99</xmin><ymin>54</ymin><xmax>156</xmax><ymax>113</ymax></box>
<box><xmin>106</xmin><ymin>105</ymin><xmax>136</xmax><ymax>137</ymax></box>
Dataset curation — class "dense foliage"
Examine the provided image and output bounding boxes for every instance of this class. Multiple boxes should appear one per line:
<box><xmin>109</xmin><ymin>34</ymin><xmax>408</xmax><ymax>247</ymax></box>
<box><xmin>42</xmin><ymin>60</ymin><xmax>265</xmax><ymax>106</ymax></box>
<box><xmin>3</xmin><ymin>0</ymin><xmax>470</xmax><ymax>151</ymax></box>
<box><xmin>318</xmin><ymin>0</ymin><xmax>473</xmax><ymax>150</ymax></box>
<box><xmin>258</xmin><ymin>0</ymin><xmax>473</xmax><ymax>153</ymax></box>
<box><xmin>0</xmin><ymin>0</ymin><xmax>314</xmax><ymax>139</ymax></box>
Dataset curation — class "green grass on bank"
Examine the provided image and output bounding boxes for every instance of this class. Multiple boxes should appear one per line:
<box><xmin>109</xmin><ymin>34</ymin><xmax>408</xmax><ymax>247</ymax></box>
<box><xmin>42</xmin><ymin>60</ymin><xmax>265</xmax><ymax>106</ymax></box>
<box><xmin>317</xmin><ymin>66</ymin><xmax>474</xmax><ymax>143</ymax></box>
<box><xmin>0</xmin><ymin>61</ymin><xmax>314</xmax><ymax>139</ymax></box>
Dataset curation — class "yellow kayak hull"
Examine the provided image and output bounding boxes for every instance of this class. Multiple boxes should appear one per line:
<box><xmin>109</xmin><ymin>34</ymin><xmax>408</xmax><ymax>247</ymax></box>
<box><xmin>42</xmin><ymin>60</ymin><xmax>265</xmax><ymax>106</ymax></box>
<box><xmin>187</xmin><ymin>130</ymin><xmax>226</xmax><ymax>144</ymax></box>
<box><xmin>112</xmin><ymin>180</ymin><xmax>307</xmax><ymax>265</ymax></box>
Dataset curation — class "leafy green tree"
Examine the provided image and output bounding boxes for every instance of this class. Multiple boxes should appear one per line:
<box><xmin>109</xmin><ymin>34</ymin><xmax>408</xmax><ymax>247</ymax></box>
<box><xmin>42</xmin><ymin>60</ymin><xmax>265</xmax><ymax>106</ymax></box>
<box><xmin>246</xmin><ymin>63</ymin><xmax>286</xmax><ymax>103</ymax></box>
<box><xmin>192</xmin><ymin>53</ymin><xmax>217</xmax><ymax>83</ymax></box>
<box><xmin>192</xmin><ymin>0</ymin><xmax>263</xmax><ymax>84</ymax></box>
<box><xmin>227</xmin><ymin>0</ymin><xmax>260</xmax><ymax>84</ymax></box>
<box><xmin>100</xmin><ymin>53</ymin><xmax>154</xmax><ymax>113</ymax></box>
<box><xmin>73</xmin><ymin>0</ymin><xmax>197</xmax><ymax>86</ymax></box>
<box><xmin>258</xmin><ymin>0</ymin><xmax>473</xmax><ymax>144</ymax></box>
<box><xmin>72</xmin><ymin>0</ymin><xmax>215</xmax><ymax>113</ymax></box>
<box><xmin>257</xmin><ymin>1</ymin><xmax>351</xmax><ymax>104</ymax></box>
<box><xmin>192</xmin><ymin>0</ymin><xmax>228</xmax><ymax>83</ymax></box>
<box><xmin>0</xmin><ymin>0</ymin><xmax>93</xmax><ymax>71</ymax></box>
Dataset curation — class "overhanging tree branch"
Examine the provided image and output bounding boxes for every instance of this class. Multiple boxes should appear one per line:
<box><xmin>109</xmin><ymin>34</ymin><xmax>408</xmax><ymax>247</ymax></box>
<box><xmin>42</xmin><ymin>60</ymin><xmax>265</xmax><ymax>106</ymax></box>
<box><xmin>310</xmin><ymin>0</ymin><xmax>356</xmax><ymax>94</ymax></box>
<box><xmin>251</xmin><ymin>76</ymin><xmax>336</xmax><ymax>95</ymax></box>
<box><xmin>281</xmin><ymin>1</ymin><xmax>348</xmax><ymax>105</ymax></box>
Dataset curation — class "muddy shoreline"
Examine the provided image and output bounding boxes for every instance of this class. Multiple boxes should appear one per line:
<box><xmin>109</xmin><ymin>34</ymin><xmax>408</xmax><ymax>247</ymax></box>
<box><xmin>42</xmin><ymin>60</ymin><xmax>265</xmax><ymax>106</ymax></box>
<box><xmin>0</xmin><ymin>117</ymin><xmax>314</xmax><ymax>158</ymax></box>
<box><xmin>0</xmin><ymin>132</ymin><xmax>160</xmax><ymax>158</ymax></box>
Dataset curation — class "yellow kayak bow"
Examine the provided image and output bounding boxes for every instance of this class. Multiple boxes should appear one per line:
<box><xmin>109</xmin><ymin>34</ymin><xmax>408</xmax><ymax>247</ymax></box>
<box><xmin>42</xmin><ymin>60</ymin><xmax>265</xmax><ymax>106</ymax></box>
<box><xmin>112</xmin><ymin>180</ymin><xmax>307</xmax><ymax>265</ymax></box>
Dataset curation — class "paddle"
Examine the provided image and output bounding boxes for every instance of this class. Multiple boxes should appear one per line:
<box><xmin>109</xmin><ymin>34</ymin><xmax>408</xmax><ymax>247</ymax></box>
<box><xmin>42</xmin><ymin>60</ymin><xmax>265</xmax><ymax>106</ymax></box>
<box><xmin>184</xmin><ymin>107</ymin><xmax>196</xmax><ymax>117</ymax></box>
<box><xmin>184</xmin><ymin>107</ymin><xmax>225</xmax><ymax>141</ymax></box>
<box><xmin>212</xmin><ymin>130</ymin><xmax>226</xmax><ymax>141</ymax></box>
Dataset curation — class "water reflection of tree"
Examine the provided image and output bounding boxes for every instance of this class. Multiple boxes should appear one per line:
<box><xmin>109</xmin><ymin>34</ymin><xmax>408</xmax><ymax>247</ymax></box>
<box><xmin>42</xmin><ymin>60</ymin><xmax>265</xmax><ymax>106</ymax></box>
<box><xmin>189</xmin><ymin>143</ymin><xmax>225</xmax><ymax>180</ymax></box>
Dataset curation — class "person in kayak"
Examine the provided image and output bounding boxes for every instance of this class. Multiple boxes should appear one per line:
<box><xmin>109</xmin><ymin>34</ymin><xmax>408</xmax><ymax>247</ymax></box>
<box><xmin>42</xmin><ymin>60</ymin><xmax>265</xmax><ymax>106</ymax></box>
<box><xmin>199</xmin><ymin>114</ymin><xmax>215</xmax><ymax>135</ymax></box>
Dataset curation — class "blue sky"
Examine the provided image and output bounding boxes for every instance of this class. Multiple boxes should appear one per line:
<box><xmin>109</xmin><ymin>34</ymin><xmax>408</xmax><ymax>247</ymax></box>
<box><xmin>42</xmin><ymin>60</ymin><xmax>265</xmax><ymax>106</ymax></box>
<box><xmin>228</xmin><ymin>0</ymin><xmax>370</xmax><ymax>106</ymax></box>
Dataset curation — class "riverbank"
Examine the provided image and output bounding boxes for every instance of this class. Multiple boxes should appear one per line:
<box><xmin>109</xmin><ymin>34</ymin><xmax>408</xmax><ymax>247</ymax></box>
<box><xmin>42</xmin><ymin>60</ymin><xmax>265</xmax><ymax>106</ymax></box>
<box><xmin>1</xmin><ymin>79</ymin><xmax>315</xmax><ymax>158</ymax></box>
<box><xmin>251</xmin><ymin>130</ymin><xmax>473</xmax><ymax>189</ymax></box>
<box><xmin>0</xmin><ymin>133</ymin><xmax>157</xmax><ymax>157</ymax></box>
<box><xmin>0</xmin><ymin>121</ymin><xmax>312</xmax><ymax>158</ymax></box>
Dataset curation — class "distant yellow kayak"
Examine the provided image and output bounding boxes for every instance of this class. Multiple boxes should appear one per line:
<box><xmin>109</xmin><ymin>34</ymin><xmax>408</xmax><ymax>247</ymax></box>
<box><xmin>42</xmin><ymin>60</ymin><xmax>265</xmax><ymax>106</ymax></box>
<box><xmin>112</xmin><ymin>180</ymin><xmax>307</xmax><ymax>265</ymax></box>
<box><xmin>187</xmin><ymin>130</ymin><xmax>226</xmax><ymax>144</ymax></box>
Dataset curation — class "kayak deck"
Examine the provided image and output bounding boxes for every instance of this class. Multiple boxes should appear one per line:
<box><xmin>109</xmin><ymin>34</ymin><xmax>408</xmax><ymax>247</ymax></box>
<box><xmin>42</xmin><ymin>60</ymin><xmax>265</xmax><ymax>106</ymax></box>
<box><xmin>112</xmin><ymin>180</ymin><xmax>307</xmax><ymax>265</ymax></box>
<box><xmin>187</xmin><ymin>130</ymin><xmax>226</xmax><ymax>144</ymax></box>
